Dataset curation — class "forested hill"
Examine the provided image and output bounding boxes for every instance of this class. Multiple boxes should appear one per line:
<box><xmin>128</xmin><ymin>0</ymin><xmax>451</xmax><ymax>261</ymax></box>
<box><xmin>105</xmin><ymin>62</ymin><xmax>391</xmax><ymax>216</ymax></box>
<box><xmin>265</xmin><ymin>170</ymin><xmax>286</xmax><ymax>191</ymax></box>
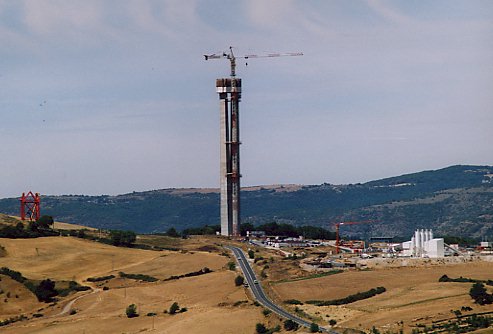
<box><xmin>1</xmin><ymin>165</ymin><xmax>492</xmax><ymax>238</ymax></box>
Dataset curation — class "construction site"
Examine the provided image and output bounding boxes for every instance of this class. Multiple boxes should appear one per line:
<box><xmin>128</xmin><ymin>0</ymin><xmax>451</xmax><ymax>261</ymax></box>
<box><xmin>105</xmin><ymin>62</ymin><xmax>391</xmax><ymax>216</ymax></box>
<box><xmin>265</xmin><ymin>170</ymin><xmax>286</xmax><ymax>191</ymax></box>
<box><xmin>244</xmin><ymin>220</ymin><xmax>493</xmax><ymax>271</ymax></box>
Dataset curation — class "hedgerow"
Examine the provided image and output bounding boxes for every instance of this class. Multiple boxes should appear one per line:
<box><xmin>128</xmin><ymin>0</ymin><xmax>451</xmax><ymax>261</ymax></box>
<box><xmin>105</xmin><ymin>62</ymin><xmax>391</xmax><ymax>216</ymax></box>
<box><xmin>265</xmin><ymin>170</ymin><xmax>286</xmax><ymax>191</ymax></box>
<box><xmin>306</xmin><ymin>286</ymin><xmax>386</xmax><ymax>306</ymax></box>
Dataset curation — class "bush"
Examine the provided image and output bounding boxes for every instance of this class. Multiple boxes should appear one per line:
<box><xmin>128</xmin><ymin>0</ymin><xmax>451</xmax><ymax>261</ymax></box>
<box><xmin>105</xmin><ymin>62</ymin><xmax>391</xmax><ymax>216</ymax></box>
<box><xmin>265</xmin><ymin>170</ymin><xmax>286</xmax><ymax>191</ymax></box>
<box><xmin>164</xmin><ymin>267</ymin><xmax>212</xmax><ymax>281</ymax></box>
<box><xmin>166</xmin><ymin>227</ymin><xmax>180</xmax><ymax>238</ymax></box>
<box><xmin>254</xmin><ymin>256</ymin><xmax>264</xmax><ymax>263</ymax></box>
<box><xmin>228</xmin><ymin>262</ymin><xmax>236</xmax><ymax>270</ymax></box>
<box><xmin>306</xmin><ymin>286</ymin><xmax>386</xmax><ymax>306</ymax></box>
<box><xmin>329</xmin><ymin>319</ymin><xmax>337</xmax><ymax>326</ymax></box>
<box><xmin>371</xmin><ymin>326</ymin><xmax>381</xmax><ymax>334</ymax></box>
<box><xmin>0</xmin><ymin>224</ymin><xmax>28</xmax><ymax>238</ymax></box>
<box><xmin>77</xmin><ymin>230</ymin><xmax>86</xmax><ymax>238</ymax></box>
<box><xmin>126</xmin><ymin>304</ymin><xmax>139</xmax><ymax>318</ymax></box>
<box><xmin>182</xmin><ymin>225</ymin><xmax>220</xmax><ymax>235</ymax></box>
<box><xmin>57</xmin><ymin>281</ymin><xmax>91</xmax><ymax>297</ymax></box>
<box><xmin>36</xmin><ymin>215</ymin><xmax>54</xmax><ymax>229</ymax></box>
<box><xmin>439</xmin><ymin>274</ymin><xmax>449</xmax><ymax>282</ymax></box>
<box><xmin>0</xmin><ymin>267</ymin><xmax>27</xmax><ymax>283</ymax></box>
<box><xmin>34</xmin><ymin>279</ymin><xmax>58</xmax><ymax>303</ymax></box>
<box><xmin>0</xmin><ymin>315</ymin><xmax>28</xmax><ymax>327</ymax></box>
<box><xmin>248</xmin><ymin>250</ymin><xmax>255</xmax><ymax>259</ymax></box>
<box><xmin>441</xmin><ymin>275</ymin><xmax>493</xmax><ymax>287</ymax></box>
<box><xmin>169</xmin><ymin>302</ymin><xmax>180</xmax><ymax>315</ymax></box>
<box><xmin>119</xmin><ymin>272</ymin><xmax>158</xmax><ymax>282</ymax></box>
<box><xmin>262</xmin><ymin>309</ymin><xmax>271</xmax><ymax>316</ymax></box>
<box><xmin>284</xmin><ymin>299</ymin><xmax>303</xmax><ymax>305</ymax></box>
<box><xmin>0</xmin><ymin>223</ymin><xmax>57</xmax><ymax>239</ymax></box>
<box><xmin>470</xmin><ymin>282</ymin><xmax>493</xmax><ymax>305</ymax></box>
<box><xmin>235</xmin><ymin>275</ymin><xmax>245</xmax><ymax>286</ymax></box>
<box><xmin>310</xmin><ymin>322</ymin><xmax>320</xmax><ymax>333</ymax></box>
<box><xmin>87</xmin><ymin>275</ymin><xmax>115</xmax><ymax>282</ymax></box>
<box><xmin>256</xmin><ymin>323</ymin><xmax>268</xmax><ymax>334</ymax></box>
<box><xmin>109</xmin><ymin>230</ymin><xmax>136</xmax><ymax>247</ymax></box>
<box><xmin>284</xmin><ymin>319</ymin><xmax>299</xmax><ymax>331</ymax></box>
<box><xmin>440</xmin><ymin>274</ymin><xmax>476</xmax><ymax>283</ymax></box>
<box><xmin>233</xmin><ymin>300</ymin><xmax>248</xmax><ymax>307</ymax></box>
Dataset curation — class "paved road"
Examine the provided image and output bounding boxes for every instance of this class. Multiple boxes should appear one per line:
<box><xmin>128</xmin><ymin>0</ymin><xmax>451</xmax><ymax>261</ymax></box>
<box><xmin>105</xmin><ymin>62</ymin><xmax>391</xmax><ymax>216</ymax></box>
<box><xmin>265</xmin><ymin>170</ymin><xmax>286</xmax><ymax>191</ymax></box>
<box><xmin>226</xmin><ymin>246</ymin><xmax>336</xmax><ymax>333</ymax></box>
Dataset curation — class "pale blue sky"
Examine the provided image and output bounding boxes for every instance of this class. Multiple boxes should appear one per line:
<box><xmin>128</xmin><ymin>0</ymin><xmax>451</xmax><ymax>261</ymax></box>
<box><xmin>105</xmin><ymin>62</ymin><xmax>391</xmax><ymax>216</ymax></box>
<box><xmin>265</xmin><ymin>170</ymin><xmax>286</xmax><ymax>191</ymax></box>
<box><xmin>1</xmin><ymin>0</ymin><xmax>492</xmax><ymax>198</ymax></box>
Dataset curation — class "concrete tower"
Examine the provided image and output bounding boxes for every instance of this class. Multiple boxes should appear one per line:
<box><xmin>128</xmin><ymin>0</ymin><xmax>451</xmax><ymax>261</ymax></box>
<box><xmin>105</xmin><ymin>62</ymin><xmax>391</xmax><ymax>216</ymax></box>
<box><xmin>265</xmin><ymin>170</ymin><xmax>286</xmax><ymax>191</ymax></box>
<box><xmin>205</xmin><ymin>47</ymin><xmax>302</xmax><ymax>236</ymax></box>
<box><xmin>217</xmin><ymin>78</ymin><xmax>241</xmax><ymax>236</ymax></box>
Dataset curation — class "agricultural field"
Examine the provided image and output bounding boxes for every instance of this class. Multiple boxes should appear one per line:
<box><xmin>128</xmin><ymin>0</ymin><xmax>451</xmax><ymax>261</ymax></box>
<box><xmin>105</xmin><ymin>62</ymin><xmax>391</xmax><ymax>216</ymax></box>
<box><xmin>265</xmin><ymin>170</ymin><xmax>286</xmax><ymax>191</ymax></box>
<box><xmin>0</xmin><ymin>233</ymin><xmax>267</xmax><ymax>334</ymax></box>
<box><xmin>1</xmin><ymin>218</ymin><xmax>492</xmax><ymax>333</ymax></box>
<box><xmin>268</xmin><ymin>257</ymin><xmax>493</xmax><ymax>333</ymax></box>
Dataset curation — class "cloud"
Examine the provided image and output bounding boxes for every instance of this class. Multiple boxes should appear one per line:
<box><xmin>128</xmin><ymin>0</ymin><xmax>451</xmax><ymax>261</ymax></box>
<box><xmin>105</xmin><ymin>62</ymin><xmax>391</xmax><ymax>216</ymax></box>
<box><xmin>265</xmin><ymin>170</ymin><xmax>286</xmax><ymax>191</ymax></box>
<box><xmin>21</xmin><ymin>0</ymin><xmax>103</xmax><ymax>35</ymax></box>
<box><xmin>0</xmin><ymin>1</ymin><xmax>491</xmax><ymax>197</ymax></box>
<box><xmin>365</xmin><ymin>0</ymin><xmax>414</xmax><ymax>25</ymax></box>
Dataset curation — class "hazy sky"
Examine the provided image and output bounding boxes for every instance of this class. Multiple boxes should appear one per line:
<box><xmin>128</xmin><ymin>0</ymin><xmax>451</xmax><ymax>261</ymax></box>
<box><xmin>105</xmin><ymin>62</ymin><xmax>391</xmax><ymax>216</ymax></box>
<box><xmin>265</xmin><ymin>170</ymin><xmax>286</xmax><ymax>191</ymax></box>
<box><xmin>1</xmin><ymin>0</ymin><xmax>492</xmax><ymax>198</ymax></box>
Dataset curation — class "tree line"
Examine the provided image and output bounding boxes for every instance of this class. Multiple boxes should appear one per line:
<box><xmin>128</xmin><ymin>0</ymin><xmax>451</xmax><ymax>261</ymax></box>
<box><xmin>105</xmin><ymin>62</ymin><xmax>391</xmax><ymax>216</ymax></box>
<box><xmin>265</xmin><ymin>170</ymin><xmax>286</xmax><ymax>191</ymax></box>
<box><xmin>177</xmin><ymin>222</ymin><xmax>335</xmax><ymax>240</ymax></box>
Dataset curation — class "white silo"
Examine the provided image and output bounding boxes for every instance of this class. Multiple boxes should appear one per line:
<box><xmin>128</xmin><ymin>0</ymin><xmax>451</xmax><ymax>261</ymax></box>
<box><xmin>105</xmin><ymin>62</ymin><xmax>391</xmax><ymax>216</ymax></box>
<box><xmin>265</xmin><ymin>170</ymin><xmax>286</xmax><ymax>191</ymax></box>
<box><xmin>419</xmin><ymin>229</ymin><xmax>425</xmax><ymax>255</ymax></box>
<box><xmin>411</xmin><ymin>236</ymin><xmax>416</xmax><ymax>256</ymax></box>
<box><xmin>415</xmin><ymin>230</ymin><xmax>421</xmax><ymax>256</ymax></box>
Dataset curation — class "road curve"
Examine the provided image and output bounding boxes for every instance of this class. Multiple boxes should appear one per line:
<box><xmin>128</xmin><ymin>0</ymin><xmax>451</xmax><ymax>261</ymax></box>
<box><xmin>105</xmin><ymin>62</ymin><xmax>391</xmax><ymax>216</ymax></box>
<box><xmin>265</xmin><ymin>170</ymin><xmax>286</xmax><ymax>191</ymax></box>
<box><xmin>226</xmin><ymin>245</ymin><xmax>336</xmax><ymax>333</ymax></box>
<box><xmin>54</xmin><ymin>288</ymin><xmax>100</xmax><ymax>317</ymax></box>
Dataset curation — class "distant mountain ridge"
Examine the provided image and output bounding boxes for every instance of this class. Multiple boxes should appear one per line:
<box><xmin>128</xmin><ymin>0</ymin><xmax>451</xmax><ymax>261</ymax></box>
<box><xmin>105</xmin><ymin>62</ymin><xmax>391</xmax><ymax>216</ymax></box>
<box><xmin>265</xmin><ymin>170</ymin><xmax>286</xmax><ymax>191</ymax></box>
<box><xmin>1</xmin><ymin>165</ymin><xmax>492</xmax><ymax>238</ymax></box>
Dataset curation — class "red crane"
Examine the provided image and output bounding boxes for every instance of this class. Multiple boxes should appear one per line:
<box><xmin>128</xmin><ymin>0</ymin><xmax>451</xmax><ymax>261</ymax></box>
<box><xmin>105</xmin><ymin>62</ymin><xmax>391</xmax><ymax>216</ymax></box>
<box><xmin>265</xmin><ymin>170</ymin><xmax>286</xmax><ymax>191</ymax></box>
<box><xmin>335</xmin><ymin>221</ymin><xmax>373</xmax><ymax>254</ymax></box>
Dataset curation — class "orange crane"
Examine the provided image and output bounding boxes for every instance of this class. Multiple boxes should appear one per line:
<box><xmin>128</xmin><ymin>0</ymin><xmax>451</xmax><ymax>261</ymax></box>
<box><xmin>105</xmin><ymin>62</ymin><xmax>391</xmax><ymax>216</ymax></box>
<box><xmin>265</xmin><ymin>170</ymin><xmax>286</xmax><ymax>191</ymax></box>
<box><xmin>204</xmin><ymin>46</ymin><xmax>303</xmax><ymax>77</ymax></box>
<box><xmin>335</xmin><ymin>221</ymin><xmax>373</xmax><ymax>254</ymax></box>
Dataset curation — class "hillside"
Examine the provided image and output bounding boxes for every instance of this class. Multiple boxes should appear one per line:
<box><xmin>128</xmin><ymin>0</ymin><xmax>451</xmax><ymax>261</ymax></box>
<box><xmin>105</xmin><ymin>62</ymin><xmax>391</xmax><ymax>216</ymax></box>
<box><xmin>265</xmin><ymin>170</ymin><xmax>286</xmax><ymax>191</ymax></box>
<box><xmin>1</xmin><ymin>165</ymin><xmax>492</xmax><ymax>238</ymax></box>
<box><xmin>1</xmin><ymin>231</ymin><xmax>492</xmax><ymax>333</ymax></box>
<box><xmin>0</xmin><ymin>236</ymin><xmax>264</xmax><ymax>333</ymax></box>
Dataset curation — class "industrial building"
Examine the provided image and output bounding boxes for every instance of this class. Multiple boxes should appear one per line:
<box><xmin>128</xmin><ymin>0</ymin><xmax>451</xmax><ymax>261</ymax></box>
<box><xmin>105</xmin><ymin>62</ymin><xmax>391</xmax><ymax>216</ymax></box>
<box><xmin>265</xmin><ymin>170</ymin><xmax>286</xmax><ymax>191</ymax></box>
<box><xmin>401</xmin><ymin>229</ymin><xmax>445</xmax><ymax>258</ymax></box>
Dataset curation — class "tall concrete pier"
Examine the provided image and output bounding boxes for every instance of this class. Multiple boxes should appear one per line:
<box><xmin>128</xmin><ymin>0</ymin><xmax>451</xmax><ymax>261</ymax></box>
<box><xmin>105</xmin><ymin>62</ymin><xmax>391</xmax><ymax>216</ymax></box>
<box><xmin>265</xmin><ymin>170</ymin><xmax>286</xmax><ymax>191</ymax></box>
<box><xmin>217</xmin><ymin>78</ymin><xmax>241</xmax><ymax>236</ymax></box>
<box><xmin>206</xmin><ymin>47</ymin><xmax>301</xmax><ymax>236</ymax></box>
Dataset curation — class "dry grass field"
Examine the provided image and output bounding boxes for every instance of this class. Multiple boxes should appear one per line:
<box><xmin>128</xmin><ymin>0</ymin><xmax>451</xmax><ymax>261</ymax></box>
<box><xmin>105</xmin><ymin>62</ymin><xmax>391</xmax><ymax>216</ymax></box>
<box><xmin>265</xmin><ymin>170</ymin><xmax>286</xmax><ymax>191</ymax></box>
<box><xmin>0</xmin><ymin>214</ymin><xmax>22</xmax><ymax>226</ymax></box>
<box><xmin>271</xmin><ymin>261</ymin><xmax>493</xmax><ymax>333</ymax></box>
<box><xmin>2</xmin><ymin>218</ymin><xmax>493</xmax><ymax>333</ymax></box>
<box><xmin>0</xmin><ymin>234</ymin><xmax>267</xmax><ymax>334</ymax></box>
<box><xmin>0</xmin><ymin>213</ymin><xmax>96</xmax><ymax>231</ymax></box>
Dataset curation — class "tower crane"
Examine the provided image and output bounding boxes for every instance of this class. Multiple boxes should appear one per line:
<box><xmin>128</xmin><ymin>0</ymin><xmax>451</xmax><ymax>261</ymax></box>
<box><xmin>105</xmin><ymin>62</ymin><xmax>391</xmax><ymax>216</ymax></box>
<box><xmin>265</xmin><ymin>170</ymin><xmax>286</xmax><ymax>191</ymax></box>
<box><xmin>334</xmin><ymin>221</ymin><xmax>373</xmax><ymax>254</ymax></box>
<box><xmin>204</xmin><ymin>46</ymin><xmax>303</xmax><ymax>78</ymax></box>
